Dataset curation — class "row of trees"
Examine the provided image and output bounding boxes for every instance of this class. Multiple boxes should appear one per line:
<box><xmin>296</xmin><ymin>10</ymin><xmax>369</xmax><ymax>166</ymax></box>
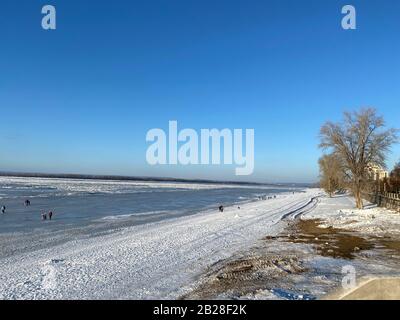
<box><xmin>318</xmin><ymin>108</ymin><xmax>398</xmax><ymax>209</ymax></box>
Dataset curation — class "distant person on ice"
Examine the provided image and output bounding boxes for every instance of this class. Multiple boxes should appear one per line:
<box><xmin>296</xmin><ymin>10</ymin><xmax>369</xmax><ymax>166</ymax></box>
<box><xmin>218</xmin><ymin>205</ymin><xmax>224</xmax><ymax>213</ymax></box>
<box><xmin>1</xmin><ymin>206</ymin><xmax>5</xmax><ymax>214</ymax></box>
<box><xmin>48</xmin><ymin>211</ymin><xmax>53</xmax><ymax>220</ymax></box>
<box><xmin>25</xmin><ymin>199</ymin><xmax>31</xmax><ymax>206</ymax></box>
<box><xmin>41</xmin><ymin>212</ymin><xmax>47</xmax><ymax>221</ymax></box>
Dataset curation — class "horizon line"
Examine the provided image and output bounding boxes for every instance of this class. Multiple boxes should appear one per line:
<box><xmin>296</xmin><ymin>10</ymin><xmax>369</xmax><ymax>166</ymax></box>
<box><xmin>0</xmin><ymin>171</ymin><xmax>317</xmax><ymax>187</ymax></box>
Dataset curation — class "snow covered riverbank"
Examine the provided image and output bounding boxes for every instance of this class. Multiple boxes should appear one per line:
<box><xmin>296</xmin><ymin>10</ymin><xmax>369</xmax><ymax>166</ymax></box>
<box><xmin>0</xmin><ymin>189</ymin><xmax>319</xmax><ymax>299</ymax></box>
<box><xmin>2</xmin><ymin>189</ymin><xmax>398</xmax><ymax>300</ymax></box>
<box><xmin>304</xmin><ymin>195</ymin><xmax>400</xmax><ymax>237</ymax></box>
<box><xmin>184</xmin><ymin>194</ymin><xmax>400</xmax><ymax>300</ymax></box>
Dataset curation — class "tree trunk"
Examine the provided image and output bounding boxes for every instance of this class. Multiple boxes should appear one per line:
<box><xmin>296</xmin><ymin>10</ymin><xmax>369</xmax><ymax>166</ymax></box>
<box><xmin>353</xmin><ymin>181</ymin><xmax>364</xmax><ymax>209</ymax></box>
<box><xmin>355</xmin><ymin>192</ymin><xmax>363</xmax><ymax>209</ymax></box>
<box><xmin>328</xmin><ymin>178</ymin><xmax>333</xmax><ymax>197</ymax></box>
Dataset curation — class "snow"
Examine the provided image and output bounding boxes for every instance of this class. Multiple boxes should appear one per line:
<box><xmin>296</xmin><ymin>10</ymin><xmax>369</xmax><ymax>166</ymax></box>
<box><xmin>182</xmin><ymin>193</ymin><xmax>400</xmax><ymax>300</ymax></box>
<box><xmin>304</xmin><ymin>195</ymin><xmax>400</xmax><ymax>237</ymax></box>
<box><xmin>2</xmin><ymin>189</ymin><xmax>398</xmax><ymax>300</ymax></box>
<box><xmin>0</xmin><ymin>189</ymin><xmax>319</xmax><ymax>300</ymax></box>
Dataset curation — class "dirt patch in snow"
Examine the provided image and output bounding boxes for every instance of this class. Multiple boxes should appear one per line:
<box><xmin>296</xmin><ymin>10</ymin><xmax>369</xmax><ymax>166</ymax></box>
<box><xmin>182</xmin><ymin>218</ymin><xmax>400</xmax><ymax>300</ymax></box>
<box><xmin>284</xmin><ymin>219</ymin><xmax>400</xmax><ymax>259</ymax></box>
<box><xmin>181</xmin><ymin>253</ymin><xmax>307</xmax><ymax>299</ymax></box>
<box><xmin>274</xmin><ymin>219</ymin><xmax>374</xmax><ymax>259</ymax></box>
<box><xmin>376</xmin><ymin>238</ymin><xmax>400</xmax><ymax>254</ymax></box>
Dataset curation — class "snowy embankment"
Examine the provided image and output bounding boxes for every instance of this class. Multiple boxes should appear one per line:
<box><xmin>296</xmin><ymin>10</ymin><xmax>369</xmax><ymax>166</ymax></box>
<box><xmin>304</xmin><ymin>195</ymin><xmax>400</xmax><ymax>237</ymax></box>
<box><xmin>184</xmin><ymin>194</ymin><xmax>400</xmax><ymax>300</ymax></box>
<box><xmin>0</xmin><ymin>189</ymin><xmax>320</xmax><ymax>300</ymax></box>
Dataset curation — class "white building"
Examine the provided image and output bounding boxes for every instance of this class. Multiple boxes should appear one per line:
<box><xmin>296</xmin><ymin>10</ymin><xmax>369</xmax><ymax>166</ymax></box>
<box><xmin>367</xmin><ymin>163</ymin><xmax>389</xmax><ymax>181</ymax></box>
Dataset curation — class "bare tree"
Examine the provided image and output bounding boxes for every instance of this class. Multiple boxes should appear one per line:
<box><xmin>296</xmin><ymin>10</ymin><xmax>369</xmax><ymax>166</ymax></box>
<box><xmin>389</xmin><ymin>161</ymin><xmax>400</xmax><ymax>192</ymax></box>
<box><xmin>319</xmin><ymin>108</ymin><xmax>398</xmax><ymax>209</ymax></box>
<box><xmin>319</xmin><ymin>154</ymin><xmax>345</xmax><ymax>197</ymax></box>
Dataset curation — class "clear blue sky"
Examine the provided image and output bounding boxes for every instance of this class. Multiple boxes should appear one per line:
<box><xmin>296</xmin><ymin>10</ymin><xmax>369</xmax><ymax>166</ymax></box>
<box><xmin>1</xmin><ymin>0</ymin><xmax>399</xmax><ymax>183</ymax></box>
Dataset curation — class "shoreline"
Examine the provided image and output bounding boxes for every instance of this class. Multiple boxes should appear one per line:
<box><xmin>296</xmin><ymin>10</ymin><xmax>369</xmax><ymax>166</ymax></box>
<box><xmin>2</xmin><ymin>189</ymin><xmax>398</xmax><ymax>300</ymax></box>
<box><xmin>0</xmin><ymin>196</ymin><xmax>260</xmax><ymax>260</ymax></box>
<box><xmin>0</xmin><ymin>189</ymin><xmax>319</xmax><ymax>299</ymax></box>
<box><xmin>0</xmin><ymin>175</ymin><xmax>299</xmax><ymax>235</ymax></box>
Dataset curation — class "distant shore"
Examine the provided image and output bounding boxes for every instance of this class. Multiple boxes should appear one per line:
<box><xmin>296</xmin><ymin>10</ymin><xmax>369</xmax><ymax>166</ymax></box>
<box><xmin>0</xmin><ymin>171</ymin><xmax>315</xmax><ymax>188</ymax></box>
